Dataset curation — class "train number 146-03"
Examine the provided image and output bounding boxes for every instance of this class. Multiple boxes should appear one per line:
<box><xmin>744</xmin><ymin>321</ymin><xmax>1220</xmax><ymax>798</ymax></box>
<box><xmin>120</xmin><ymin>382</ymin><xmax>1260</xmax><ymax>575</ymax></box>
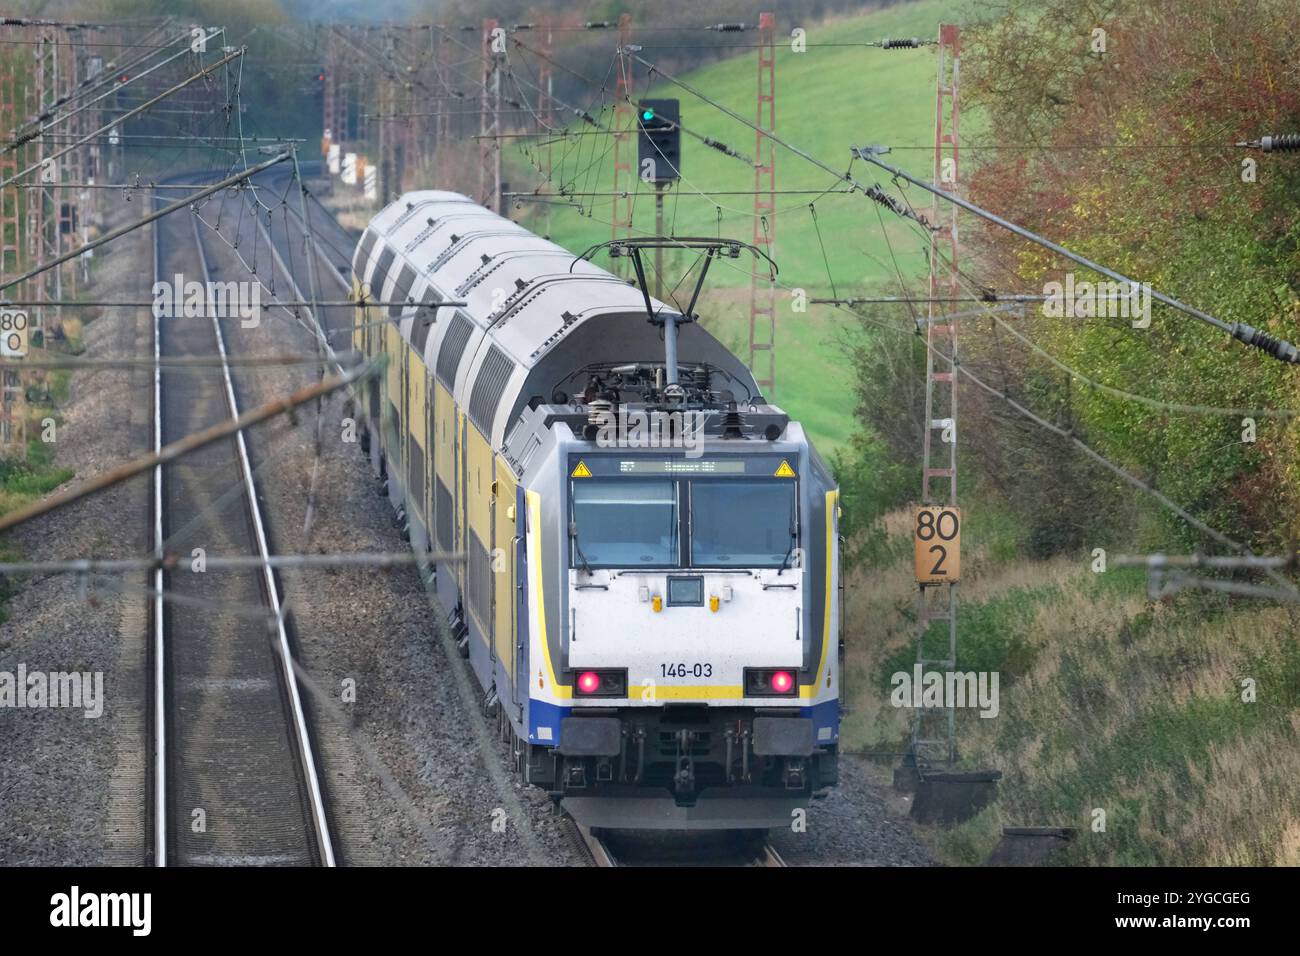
<box><xmin>914</xmin><ymin>506</ymin><xmax>961</xmax><ymax>584</ymax></box>
<box><xmin>660</xmin><ymin>662</ymin><xmax>713</xmax><ymax>678</ymax></box>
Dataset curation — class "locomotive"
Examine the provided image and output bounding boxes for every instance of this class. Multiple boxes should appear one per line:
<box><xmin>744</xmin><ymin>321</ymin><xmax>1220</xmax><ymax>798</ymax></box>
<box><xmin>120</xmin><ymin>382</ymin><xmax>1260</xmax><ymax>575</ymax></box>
<box><xmin>351</xmin><ymin>190</ymin><xmax>840</xmax><ymax>829</ymax></box>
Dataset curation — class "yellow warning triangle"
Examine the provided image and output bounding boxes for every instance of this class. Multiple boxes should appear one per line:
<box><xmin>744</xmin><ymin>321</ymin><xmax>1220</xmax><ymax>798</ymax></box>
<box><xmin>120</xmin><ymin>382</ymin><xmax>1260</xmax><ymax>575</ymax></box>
<box><xmin>571</xmin><ymin>460</ymin><xmax>593</xmax><ymax>478</ymax></box>
<box><xmin>774</xmin><ymin>459</ymin><xmax>796</xmax><ymax>478</ymax></box>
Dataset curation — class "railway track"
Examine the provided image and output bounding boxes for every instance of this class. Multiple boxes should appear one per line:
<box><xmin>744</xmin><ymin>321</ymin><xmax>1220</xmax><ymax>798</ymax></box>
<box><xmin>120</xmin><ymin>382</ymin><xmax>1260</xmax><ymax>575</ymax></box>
<box><xmin>149</xmin><ymin>190</ymin><xmax>335</xmax><ymax>866</ymax></box>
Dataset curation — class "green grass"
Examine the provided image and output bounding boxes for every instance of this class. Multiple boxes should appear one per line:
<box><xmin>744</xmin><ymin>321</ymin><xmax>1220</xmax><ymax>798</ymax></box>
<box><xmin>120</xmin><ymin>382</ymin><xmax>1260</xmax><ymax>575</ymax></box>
<box><xmin>506</xmin><ymin>0</ymin><xmax>976</xmax><ymax>453</ymax></box>
<box><xmin>0</xmin><ymin>424</ymin><xmax>74</xmax><ymax>625</ymax></box>
<box><xmin>0</xmin><ymin>439</ymin><xmax>74</xmax><ymax>520</ymax></box>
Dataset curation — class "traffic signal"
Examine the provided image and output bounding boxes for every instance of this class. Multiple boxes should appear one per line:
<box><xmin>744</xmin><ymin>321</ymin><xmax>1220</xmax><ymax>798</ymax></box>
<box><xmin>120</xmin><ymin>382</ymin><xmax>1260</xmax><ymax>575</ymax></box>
<box><xmin>637</xmin><ymin>98</ymin><xmax>680</xmax><ymax>183</ymax></box>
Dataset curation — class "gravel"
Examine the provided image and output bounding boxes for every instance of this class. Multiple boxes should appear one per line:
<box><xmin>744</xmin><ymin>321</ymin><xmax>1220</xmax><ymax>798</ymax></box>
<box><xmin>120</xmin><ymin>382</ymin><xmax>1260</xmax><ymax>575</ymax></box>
<box><xmin>769</xmin><ymin>756</ymin><xmax>937</xmax><ymax>865</ymax></box>
<box><xmin>0</xmin><ymin>203</ymin><xmax>153</xmax><ymax>865</ymax></box>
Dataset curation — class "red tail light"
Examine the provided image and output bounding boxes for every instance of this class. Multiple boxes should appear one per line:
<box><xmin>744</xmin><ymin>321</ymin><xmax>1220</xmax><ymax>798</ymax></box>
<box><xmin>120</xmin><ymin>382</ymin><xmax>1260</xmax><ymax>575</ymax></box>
<box><xmin>744</xmin><ymin>667</ymin><xmax>799</xmax><ymax>698</ymax></box>
<box><xmin>572</xmin><ymin>668</ymin><xmax>627</xmax><ymax>698</ymax></box>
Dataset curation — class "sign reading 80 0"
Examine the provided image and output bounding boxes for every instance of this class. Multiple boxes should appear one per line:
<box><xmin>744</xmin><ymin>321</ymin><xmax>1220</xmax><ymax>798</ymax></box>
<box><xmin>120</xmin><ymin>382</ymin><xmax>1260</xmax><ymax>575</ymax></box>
<box><xmin>0</xmin><ymin>309</ymin><xmax>29</xmax><ymax>357</ymax></box>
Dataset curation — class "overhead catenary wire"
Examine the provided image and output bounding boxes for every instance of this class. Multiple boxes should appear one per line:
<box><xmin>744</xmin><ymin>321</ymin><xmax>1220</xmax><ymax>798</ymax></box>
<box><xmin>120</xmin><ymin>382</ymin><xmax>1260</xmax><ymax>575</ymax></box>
<box><xmin>534</xmin><ymin>154</ymin><xmax>1294</xmax><ymax>593</ymax></box>
<box><xmin>322</xmin><ymin>22</ymin><xmax>1300</xmax><ymax>599</ymax></box>
<box><xmin>626</xmin><ymin>52</ymin><xmax>936</xmax><ymax>231</ymax></box>
<box><xmin>0</xmin><ymin>45</ymin><xmax>249</xmax><ymax>189</ymax></box>
<box><xmin>0</xmin><ymin>149</ymin><xmax>291</xmax><ymax>294</ymax></box>
<box><xmin>594</xmin><ymin>37</ymin><xmax>1300</xmax><ymax>425</ymax></box>
<box><xmin>6</xmin><ymin>27</ymin><xmax>228</xmax><ymax>151</ymax></box>
<box><xmin>851</xmin><ymin>146</ymin><xmax>1300</xmax><ymax>365</ymax></box>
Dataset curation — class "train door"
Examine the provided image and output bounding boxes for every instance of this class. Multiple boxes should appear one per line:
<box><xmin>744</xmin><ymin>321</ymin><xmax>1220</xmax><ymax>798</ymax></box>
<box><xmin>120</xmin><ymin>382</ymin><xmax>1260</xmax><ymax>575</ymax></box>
<box><xmin>465</xmin><ymin>426</ymin><xmax>493</xmax><ymax>645</ymax></box>
<box><xmin>425</xmin><ymin>372</ymin><xmax>435</xmax><ymax>537</ymax></box>
<box><xmin>401</xmin><ymin>343</ymin><xmax>411</xmax><ymax>492</ymax></box>
<box><xmin>513</xmin><ymin>494</ymin><xmax>528</xmax><ymax>711</ymax></box>
<box><xmin>487</xmin><ymin>464</ymin><xmax>497</xmax><ymax>664</ymax></box>
<box><xmin>492</xmin><ymin>466</ymin><xmax>519</xmax><ymax>706</ymax></box>
<box><xmin>433</xmin><ymin>379</ymin><xmax>455</xmax><ymax>555</ymax></box>
<box><xmin>384</xmin><ymin>321</ymin><xmax>403</xmax><ymax>481</ymax></box>
<box><xmin>407</xmin><ymin>355</ymin><xmax>429</xmax><ymax>537</ymax></box>
<box><xmin>455</xmin><ymin>409</ymin><xmax>467</xmax><ymax>597</ymax></box>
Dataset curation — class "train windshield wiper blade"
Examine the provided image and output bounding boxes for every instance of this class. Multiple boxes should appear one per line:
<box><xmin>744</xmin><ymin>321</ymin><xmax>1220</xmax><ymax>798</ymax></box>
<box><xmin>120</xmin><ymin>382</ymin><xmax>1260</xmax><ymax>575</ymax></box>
<box><xmin>568</xmin><ymin>519</ymin><xmax>593</xmax><ymax>574</ymax></box>
<box><xmin>777</xmin><ymin>527</ymin><xmax>798</xmax><ymax>574</ymax></box>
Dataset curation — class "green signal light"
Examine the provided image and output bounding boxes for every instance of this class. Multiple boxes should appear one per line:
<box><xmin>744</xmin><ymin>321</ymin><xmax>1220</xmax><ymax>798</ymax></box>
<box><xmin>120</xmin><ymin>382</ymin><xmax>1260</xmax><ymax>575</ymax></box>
<box><xmin>641</xmin><ymin>109</ymin><xmax>654</xmax><ymax>121</ymax></box>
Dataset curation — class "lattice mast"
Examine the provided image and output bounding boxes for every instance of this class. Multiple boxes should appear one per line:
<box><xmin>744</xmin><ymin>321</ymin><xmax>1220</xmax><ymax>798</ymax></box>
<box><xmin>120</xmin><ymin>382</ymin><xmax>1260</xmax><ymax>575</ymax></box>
<box><xmin>912</xmin><ymin>23</ymin><xmax>961</xmax><ymax>767</ymax></box>
<box><xmin>748</xmin><ymin>11</ymin><xmax>777</xmax><ymax>394</ymax></box>
<box><xmin>610</xmin><ymin>13</ymin><xmax>634</xmax><ymax>259</ymax></box>
<box><xmin>536</xmin><ymin>15</ymin><xmax>554</xmax><ymax>233</ymax></box>
<box><xmin>479</xmin><ymin>19</ymin><xmax>502</xmax><ymax>211</ymax></box>
<box><xmin>322</xmin><ymin>29</ymin><xmax>338</xmax><ymax>155</ymax></box>
<box><xmin>31</xmin><ymin>30</ymin><xmax>61</xmax><ymax>338</ymax></box>
<box><xmin>0</xmin><ymin>28</ymin><xmax>27</xmax><ymax>456</ymax></box>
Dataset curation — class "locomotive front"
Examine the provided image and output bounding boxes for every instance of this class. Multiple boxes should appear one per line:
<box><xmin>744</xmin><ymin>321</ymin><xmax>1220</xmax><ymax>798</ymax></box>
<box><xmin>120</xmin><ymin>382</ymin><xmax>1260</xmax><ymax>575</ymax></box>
<box><xmin>526</xmin><ymin>401</ymin><xmax>841</xmax><ymax>830</ymax></box>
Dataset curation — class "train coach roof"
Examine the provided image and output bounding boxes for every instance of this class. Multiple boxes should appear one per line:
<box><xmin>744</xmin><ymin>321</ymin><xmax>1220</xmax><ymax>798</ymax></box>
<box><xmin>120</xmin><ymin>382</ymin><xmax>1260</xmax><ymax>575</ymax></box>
<box><xmin>356</xmin><ymin>190</ymin><xmax>676</xmax><ymax>371</ymax></box>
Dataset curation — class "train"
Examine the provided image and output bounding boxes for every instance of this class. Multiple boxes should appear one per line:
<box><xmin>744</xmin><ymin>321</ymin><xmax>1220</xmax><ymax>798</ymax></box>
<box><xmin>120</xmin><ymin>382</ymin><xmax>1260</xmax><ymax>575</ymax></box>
<box><xmin>350</xmin><ymin>190</ymin><xmax>841</xmax><ymax>829</ymax></box>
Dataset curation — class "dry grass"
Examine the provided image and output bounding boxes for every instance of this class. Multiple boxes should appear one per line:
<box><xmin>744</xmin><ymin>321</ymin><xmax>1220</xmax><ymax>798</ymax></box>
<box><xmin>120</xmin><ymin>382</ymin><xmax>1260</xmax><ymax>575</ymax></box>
<box><xmin>842</xmin><ymin>507</ymin><xmax>1087</xmax><ymax>752</ymax></box>
<box><xmin>843</xmin><ymin>506</ymin><xmax>1300</xmax><ymax>865</ymax></box>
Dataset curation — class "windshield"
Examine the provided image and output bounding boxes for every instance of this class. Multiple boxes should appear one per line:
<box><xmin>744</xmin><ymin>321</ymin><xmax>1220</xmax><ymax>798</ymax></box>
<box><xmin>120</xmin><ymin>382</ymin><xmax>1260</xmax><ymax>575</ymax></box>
<box><xmin>691</xmin><ymin>481</ymin><xmax>796</xmax><ymax>567</ymax></box>
<box><xmin>571</xmin><ymin>480</ymin><xmax>679</xmax><ymax>568</ymax></box>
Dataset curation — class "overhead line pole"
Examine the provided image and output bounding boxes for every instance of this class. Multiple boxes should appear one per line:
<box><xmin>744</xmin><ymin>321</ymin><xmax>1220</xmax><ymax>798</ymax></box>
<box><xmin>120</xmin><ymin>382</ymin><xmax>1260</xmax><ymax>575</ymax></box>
<box><xmin>611</xmin><ymin>13</ymin><xmax>634</xmax><ymax>260</ymax></box>
<box><xmin>480</xmin><ymin>19</ymin><xmax>501</xmax><ymax>211</ymax></box>
<box><xmin>913</xmin><ymin>23</ymin><xmax>961</xmax><ymax>770</ymax></box>
<box><xmin>748</xmin><ymin>11</ymin><xmax>776</xmax><ymax>394</ymax></box>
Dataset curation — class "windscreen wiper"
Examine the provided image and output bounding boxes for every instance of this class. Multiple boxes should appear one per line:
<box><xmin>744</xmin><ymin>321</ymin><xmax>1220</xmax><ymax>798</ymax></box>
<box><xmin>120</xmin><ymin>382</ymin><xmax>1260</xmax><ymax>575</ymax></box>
<box><xmin>777</xmin><ymin>524</ymin><xmax>798</xmax><ymax>575</ymax></box>
<box><xmin>568</xmin><ymin>519</ymin><xmax>593</xmax><ymax>574</ymax></box>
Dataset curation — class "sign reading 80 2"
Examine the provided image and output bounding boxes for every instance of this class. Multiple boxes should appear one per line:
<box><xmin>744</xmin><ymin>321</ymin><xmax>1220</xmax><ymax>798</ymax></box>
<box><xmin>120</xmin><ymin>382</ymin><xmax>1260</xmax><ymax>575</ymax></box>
<box><xmin>914</xmin><ymin>506</ymin><xmax>961</xmax><ymax>584</ymax></box>
<box><xmin>0</xmin><ymin>309</ymin><xmax>29</xmax><ymax>358</ymax></box>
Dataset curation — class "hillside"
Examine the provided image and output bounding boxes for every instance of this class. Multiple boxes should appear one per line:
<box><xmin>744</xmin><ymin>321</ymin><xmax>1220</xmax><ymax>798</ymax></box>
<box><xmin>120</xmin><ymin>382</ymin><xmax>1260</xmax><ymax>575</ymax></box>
<box><xmin>507</xmin><ymin>0</ymin><xmax>966</xmax><ymax>451</ymax></box>
<box><xmin>843</xmin><ymin>508</ymin><xmax>1300</xmax><ymax>866</ymax></box>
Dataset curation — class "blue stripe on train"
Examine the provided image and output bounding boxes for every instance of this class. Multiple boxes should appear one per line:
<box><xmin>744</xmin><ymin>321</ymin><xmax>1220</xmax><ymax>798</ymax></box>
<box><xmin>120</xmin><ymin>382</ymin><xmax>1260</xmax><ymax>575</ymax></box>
<box><xmin>528</xmin><ymin>697</ymin><xmax>571</xmax><ymax>745</ymax></box>
<box><xmin>801</xmin><ymin>698</ymin><xmax>840</xmax><ymax>745</ymax></box>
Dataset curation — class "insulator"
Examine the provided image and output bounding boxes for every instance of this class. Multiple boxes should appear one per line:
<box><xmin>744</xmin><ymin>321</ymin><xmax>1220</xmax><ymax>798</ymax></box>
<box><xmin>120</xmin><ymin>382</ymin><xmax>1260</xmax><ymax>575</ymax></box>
<box><xmin>881</xmin><ymin>37</ymin><xmax>923</xmax><ymax>49</ymax></box>
<box><xmin>709</xmin><ymin>23</ymin><xmax>747</xmax><ymax>32</ymax></box>
<box><xmin>1262</xmin><ymin>134</ymin><xmax>1300</xmax><ymax>152</ymax></box>
<box><xmin>720</xmin><ymin>401</ymin><xmax>746</xmax><ymax>439</ymax></box>
<box><xmin>1232</xmin><ymin>322</ymin><xmax>1299</xmax><ymax>363</ymax></box>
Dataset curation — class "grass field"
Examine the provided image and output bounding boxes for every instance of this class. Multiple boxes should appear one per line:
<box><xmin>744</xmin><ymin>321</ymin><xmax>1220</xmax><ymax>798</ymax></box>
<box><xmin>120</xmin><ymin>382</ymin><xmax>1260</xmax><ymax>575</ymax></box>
<box><xmin>507</xmin><ymin>0</ymin><xmax>971</xmax><ymax>453</ymax></box>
